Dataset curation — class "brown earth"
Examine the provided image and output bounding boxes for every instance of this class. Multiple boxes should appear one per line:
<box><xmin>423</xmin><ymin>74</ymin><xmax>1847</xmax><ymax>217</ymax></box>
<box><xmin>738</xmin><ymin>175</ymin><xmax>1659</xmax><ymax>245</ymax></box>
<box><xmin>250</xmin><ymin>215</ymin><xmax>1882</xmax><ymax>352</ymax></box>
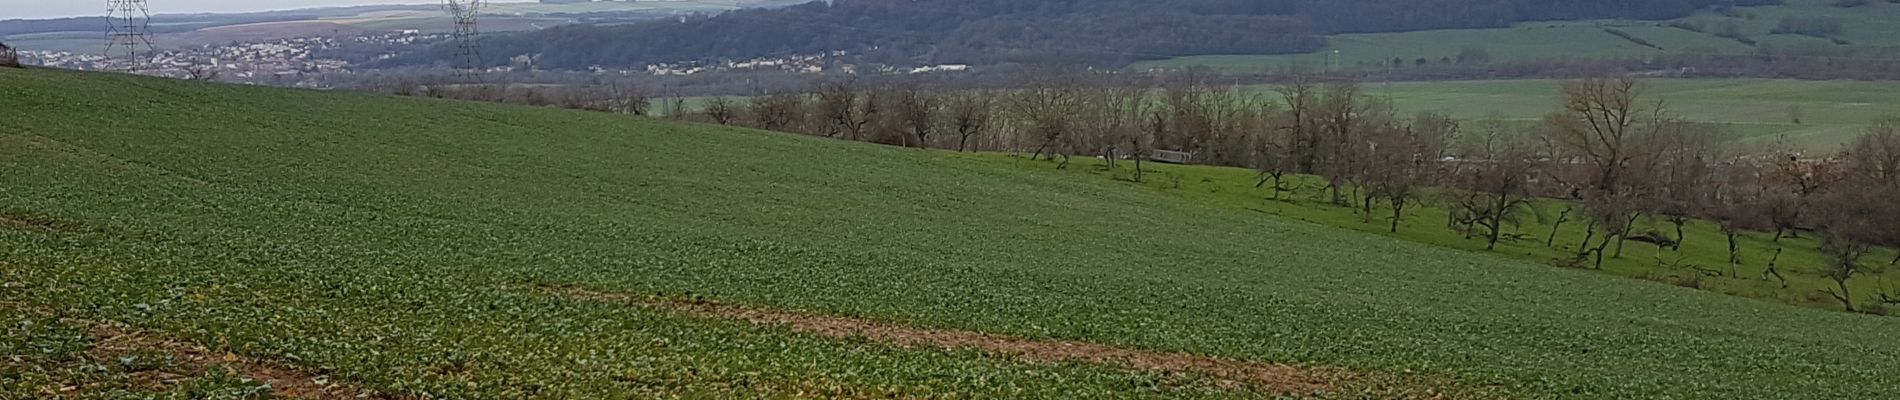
<box><xmin>548</xmin><ymin>285</ymin><xmax>1354</xmax><ymax>397</ymax></box>
<box><xmin>85</xmin><ymin>322</ymin><xmax>392</xmax><ymax>399</ymax></box>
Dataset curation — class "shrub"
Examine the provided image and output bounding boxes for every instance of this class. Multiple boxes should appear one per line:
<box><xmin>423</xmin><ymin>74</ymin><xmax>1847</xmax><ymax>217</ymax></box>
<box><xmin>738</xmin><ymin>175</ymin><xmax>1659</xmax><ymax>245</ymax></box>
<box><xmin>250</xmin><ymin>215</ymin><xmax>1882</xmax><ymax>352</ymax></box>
<box><xmin>1771</xmin><ymin>17</ymin><xmax>1845</xmax><ymax>38</ymax></box>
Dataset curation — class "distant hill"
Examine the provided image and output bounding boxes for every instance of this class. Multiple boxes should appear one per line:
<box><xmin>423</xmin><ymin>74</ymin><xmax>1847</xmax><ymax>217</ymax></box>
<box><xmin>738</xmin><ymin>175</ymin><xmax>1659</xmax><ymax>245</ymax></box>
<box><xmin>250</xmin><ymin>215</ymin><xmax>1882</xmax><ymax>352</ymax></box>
<box><xmin>383</xmin><ymin>0</ymin><xmax>1783</xmax><ymax>70</ymax></box>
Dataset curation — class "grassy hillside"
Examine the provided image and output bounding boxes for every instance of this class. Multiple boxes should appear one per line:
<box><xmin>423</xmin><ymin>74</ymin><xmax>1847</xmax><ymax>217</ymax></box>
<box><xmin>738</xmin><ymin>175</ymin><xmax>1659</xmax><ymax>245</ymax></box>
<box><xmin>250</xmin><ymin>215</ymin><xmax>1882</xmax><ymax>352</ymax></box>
<box><xmin>2</xmin><ymin>67</ymin><xmax>1898</xmax><ymax>399</ymax></box>
<box><xmin>1355</xmin><ymin>79</ymin><xmax>1900</xmax><ymax>151</ymax></box>
<box><xmin>1133</xmin><ymin>0</ymin><xmax>1900</xmax><ymax>73</ymax></box>
<box><xmin>967</xmin><ymin>154</ymin><xmax>1897</xmax><ymax>315</ymax></box>
<box><xmin>683</xmin><ymin>78</ymin><xmax>1900</xmax><ymax>151</ymax></box>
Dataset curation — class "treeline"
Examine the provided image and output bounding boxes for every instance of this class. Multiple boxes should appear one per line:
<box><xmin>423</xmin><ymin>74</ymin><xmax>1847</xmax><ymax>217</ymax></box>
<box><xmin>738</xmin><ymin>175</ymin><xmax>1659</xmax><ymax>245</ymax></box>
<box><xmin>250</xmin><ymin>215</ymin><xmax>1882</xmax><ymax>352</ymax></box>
<box><xmin>380</xmin><ymin>71</ymin><xmax>1900</xmax><ymax>313</ymax></box>
<box><xmin>381</xmin><ymin>0</ymin><xmax>1781</xmax><ymax>70</ymax></box>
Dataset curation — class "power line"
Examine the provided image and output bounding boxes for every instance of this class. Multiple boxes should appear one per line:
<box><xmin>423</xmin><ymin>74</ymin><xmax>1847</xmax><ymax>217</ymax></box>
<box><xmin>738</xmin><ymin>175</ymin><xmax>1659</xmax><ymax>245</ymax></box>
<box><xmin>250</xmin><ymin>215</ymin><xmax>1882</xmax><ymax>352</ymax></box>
<box><xmin>105</xmin><ymin>0</ymin><xmax>154</xmax><ymax>71</ymax></box>
<box><xmin>445</xmin><ymin>0</ymin><xmax>483</xmax><ymax>80</ymax></box>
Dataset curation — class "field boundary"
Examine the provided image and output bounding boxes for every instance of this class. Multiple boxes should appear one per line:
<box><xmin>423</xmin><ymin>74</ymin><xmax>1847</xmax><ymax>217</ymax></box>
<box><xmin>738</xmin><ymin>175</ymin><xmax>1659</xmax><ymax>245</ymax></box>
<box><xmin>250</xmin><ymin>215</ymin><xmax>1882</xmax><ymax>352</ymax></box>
<box><xmin>542</xmin><ymin>285</ymin><xmax>1355</xmax><ymax>396</ymax></box>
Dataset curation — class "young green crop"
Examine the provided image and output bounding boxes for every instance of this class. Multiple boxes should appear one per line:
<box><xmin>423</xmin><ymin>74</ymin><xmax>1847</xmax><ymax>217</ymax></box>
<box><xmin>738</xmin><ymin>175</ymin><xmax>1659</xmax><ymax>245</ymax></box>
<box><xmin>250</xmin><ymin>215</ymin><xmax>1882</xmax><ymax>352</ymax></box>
<box><xmin>2</xmin><ymin>67</ymin><xmax>1897</xmax><ymax>399</ymax></box>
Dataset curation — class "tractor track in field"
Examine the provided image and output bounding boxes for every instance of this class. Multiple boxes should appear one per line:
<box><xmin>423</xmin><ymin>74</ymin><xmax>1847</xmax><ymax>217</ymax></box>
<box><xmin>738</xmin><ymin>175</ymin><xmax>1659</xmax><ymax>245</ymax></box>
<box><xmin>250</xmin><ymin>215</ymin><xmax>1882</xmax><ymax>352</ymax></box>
<box><xmin>83</xmin><ymin>321</ymin><xmax>396</xmax><ymax>400</ymax></box>
<box><xmin>545</xmin><ymin>285</ymin><xmax>1359</xmax><ymax>397</ymax></box>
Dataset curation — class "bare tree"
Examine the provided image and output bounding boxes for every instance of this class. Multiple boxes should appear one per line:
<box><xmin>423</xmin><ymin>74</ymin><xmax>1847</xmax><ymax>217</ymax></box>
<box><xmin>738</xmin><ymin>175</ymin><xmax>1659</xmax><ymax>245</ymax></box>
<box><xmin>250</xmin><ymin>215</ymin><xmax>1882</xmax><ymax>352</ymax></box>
<box><xmin>703</xmin><ymin>97</ymin><xmax>738</xmax><ymax>125</ymax></box>
<box><xmin>1316</xmin><ymin>82</ymin><xmax>1372</xmax><ymax>206</ymax></box>
<box><xmin>606</xmin><ymin>82</ymin><xmax>652</xmax><ymax>116</ymax></box>
<box><xmin>1543</xmin><ymin>77</ymin><xmax>1672</xmax><ymax>262</ymax></box>
<box><xmin>1543</xmin><ymin>77</ymin><xmax>1667</xmax><ymax>194</ymax></box>
<box><xmin>891</xmin><ymin>84</ymin><xmax>944</xmax><ymax>148</ymax></box>
<box><xmin>1007</xmin><ymin>67</ymin><xmax>1089</xmax><ymax>167</ymax></box>
<box><xmin>1448</xmin><ymin>115</ymin><xmax>1541</xmax><ymax>250</ymax></box>
<box><xmin>1811</xmin><ymin>187</ymin><xmax>1884</xmax><ymax>312</ymax></box>
<box><xmin>749</xmin><ymin>92</ymin><xmax>807</xmax><ymax>132</ymax></box>
<box><xmin>817</xmin><ymin>77</ymin><xmax>875</xmax><ymax>140</ymax></box>
<box><xmin>946</xmin><ymin>91</ymin><xmax>996</xmax><ymax>152</ymax></box>
<box><xmin>1645</xmin><ymin>121</ymin><xmax>1730</xmax><ymax>253</ymax></box>
<box><xmin>1365</xmin><ymin>112</ymin><xmax>1456</xmax><ymax>232</ymax></box>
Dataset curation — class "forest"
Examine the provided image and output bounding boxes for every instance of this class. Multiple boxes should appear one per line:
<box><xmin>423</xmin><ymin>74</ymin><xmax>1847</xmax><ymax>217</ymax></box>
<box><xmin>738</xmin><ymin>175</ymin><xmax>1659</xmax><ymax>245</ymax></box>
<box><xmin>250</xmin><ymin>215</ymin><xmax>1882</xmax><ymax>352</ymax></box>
<box><xmin>381</xmin><ymin>0</ymin><xmax>1783</xmax><ymax>70</ymax></box>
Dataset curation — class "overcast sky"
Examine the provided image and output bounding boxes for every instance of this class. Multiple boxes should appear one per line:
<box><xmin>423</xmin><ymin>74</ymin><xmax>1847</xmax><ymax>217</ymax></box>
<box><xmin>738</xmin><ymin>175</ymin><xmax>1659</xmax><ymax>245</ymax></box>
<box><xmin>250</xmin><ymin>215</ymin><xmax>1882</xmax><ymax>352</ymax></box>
<box><xmin>3</xmin><ymin>0</ymin><xmax>532</xmax><ymax>20</ymax></box>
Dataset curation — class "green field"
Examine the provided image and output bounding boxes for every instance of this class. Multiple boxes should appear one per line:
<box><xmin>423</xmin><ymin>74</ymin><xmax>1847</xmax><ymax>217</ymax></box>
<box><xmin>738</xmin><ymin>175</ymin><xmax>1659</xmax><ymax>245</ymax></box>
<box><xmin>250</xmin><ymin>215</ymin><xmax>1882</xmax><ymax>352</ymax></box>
<box><xmin>684</xmin><ymin>78</ymin><xmax>1900</xmax><ymax>152</ymax></box>
<box><xmin>3</xmin><ymin>67</ymin><xmax>1899</xmax><ymax>399</ymax></box>
<box><xmin>1345</xmin><ymin>79</ymin><xmax>1900</xmax><ymax>152</ymax></box>
<box><xmin>1132</xmin><ymin>0</ymin><xmax>1900</xmax><ymax>73</ymax></box>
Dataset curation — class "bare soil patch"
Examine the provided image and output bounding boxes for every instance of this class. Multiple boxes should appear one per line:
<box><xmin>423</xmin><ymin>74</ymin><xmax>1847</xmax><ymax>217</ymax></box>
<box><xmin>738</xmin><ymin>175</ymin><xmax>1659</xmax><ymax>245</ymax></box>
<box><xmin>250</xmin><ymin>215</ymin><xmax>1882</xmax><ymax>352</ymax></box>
<box><xmin>84</xmin><ymin>321</ymin><xmax>392</xmax><ymax>399</ymax></box>
<box><xmin>548</xmin><ymin>286</ymin><xmax>1350</xmax><ymax>396</ymax></box>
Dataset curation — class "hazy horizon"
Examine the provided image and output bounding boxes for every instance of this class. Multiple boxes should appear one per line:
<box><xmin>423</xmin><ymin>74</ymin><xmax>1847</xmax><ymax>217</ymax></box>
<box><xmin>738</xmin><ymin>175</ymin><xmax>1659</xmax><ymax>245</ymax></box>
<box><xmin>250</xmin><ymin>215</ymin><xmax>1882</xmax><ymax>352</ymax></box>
<box><xmin>1</xmin><ymin>0</ymin><xmax>536</xmax><ymax>20</ymax></box>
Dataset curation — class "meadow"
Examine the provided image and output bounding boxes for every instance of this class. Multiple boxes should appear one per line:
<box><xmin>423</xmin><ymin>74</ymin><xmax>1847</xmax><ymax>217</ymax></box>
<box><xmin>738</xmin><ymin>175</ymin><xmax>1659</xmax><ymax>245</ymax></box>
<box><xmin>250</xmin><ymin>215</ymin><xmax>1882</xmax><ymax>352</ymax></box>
<box><xmin>963</xmin><ymin>154</ymin><xmax>1898</xmax><ymax>315</ymax></box>
<box><xmin>1345</xmin><ymin>79</ymin><xmax>1900</xmax><ymax>152</ymax></box>
<box><xmin>2</xmin><ymin>67</ymin><xmax>1898</xmax><ymax>399</ymax></box>
<box><xmin>686</xmin><ymin>78</ymin><xmax>1900</xmax><ymax>152</ymax></box>
<box><xmin>1131</xmin><ymin>0</ymin><xmax>1900</xmax><ymax>74</ymax></box>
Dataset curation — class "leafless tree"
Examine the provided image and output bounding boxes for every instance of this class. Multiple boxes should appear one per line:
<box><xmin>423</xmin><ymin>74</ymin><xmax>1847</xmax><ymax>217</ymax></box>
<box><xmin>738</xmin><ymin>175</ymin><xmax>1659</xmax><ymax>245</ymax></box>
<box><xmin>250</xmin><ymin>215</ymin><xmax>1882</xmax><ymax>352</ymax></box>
<box><xmin>1448</xmin><ymin>115</ymin><xmax>1541</xmax><ymax>250</ymax></box>
<box><xmin>749</xmin><ymin>92</ymin><xmax>807</xmax><ymax>132</ymax></box>
<box><xmin>1364</xmin><ymin>111</ymin><xmax>1456</xmax><ymax>232</ymax></box>
<box><xmin>1543</xmin><ymin>77</ymin><xmax>1667</xmax><ymax>194</ymax></box>
<box><xmin>703</xmin><ymin>97</ymin><xmax>738</xmax><ymax>125</ymax></box>
<box><xmin>605</xmin><ymin>82</ymin><xmax>652</xmax><ymax>116</ymax></box>
<box><xmin>891</xmin><ymin>84</ymin><xmax>944</xmax><ymax>148</ymax></box>
<box><xmin>817</xmin><ymin>77</ymin><xmax>875</xmax><ymax>140</ymax></box>
<box><xmin>1644</xmin><ymin>121</ymin><xmax>1730</xmax><ymax>253</ymax></box>
<box><xmin>1007</xmin><ymin>67</ymin><xmax>1089</xmax><ymax>167</ymax></box>
<box><xmin>946</xmin><ymin>91</ymin><xmax>996</xmax><ymax>152</ymax></box>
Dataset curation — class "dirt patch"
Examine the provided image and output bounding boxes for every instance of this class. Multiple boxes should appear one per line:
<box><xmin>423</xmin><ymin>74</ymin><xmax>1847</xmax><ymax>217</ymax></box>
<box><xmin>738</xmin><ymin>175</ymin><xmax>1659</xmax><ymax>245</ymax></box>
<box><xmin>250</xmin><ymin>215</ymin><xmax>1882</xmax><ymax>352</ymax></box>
<box><xmin>85</xmin><ymin>322</ymin><xmax>392</xmax><ymax>399</ymax></box>
<box><xmin>549</xmin><ymin>286</ymin><xmax>1349</xmax><ymax>396</ymax></box>
<box><xmin>0</xmin><ymin>213</ymin><xmax>79</xmax><ymax>230</ymax></box>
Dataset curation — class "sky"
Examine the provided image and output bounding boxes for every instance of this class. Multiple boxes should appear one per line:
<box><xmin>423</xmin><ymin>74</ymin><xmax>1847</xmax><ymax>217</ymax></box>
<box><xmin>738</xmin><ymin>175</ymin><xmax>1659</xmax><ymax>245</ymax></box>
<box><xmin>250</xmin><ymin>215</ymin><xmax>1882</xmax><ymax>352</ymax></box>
<box><xmin>2</xmin><ymin>0</ymin><xmax>530</xmax><ymax>20</ymax></box>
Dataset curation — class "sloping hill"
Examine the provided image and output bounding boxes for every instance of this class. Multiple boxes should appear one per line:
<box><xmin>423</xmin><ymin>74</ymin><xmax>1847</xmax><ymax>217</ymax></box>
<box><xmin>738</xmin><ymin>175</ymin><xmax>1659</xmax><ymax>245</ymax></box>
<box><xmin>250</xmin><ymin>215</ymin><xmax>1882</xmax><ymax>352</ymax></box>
<box><xmin>1</xmin><ymin>68</ymin><xmax>1896</xmax><ymax>398</ymax></box>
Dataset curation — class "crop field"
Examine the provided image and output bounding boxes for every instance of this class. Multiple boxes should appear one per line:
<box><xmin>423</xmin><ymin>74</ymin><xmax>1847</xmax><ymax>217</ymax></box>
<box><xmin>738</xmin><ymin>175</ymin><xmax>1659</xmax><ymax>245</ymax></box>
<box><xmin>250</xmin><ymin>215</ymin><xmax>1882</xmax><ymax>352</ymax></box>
<box><xmin>1325</xmin><ymin>79</ymin><xmax>1900</xmax><ymax>152</ymax></box>
<box><xmin>1132</xmin><ymin>0</ymin><xmax>1900</xmax><ymax>73</ymax></box>
<box><xmin>2</xmin><ymin>67</ymin><xmax>1898</xmax><ymax>399</ymax></box>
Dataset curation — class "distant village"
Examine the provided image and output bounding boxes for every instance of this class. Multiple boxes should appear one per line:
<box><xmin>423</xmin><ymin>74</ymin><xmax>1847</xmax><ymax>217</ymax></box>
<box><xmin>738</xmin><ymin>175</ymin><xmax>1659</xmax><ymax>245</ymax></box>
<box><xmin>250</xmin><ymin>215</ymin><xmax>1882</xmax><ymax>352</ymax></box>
<box><xmin>20</xmin><ymin>31</ymin><xmax>440</xmax><ymax>88</ymax></box>
<box><xmin>18</xmin><ymin>30</ymin><xmax>970</xmax><ymax>88</ymax></box>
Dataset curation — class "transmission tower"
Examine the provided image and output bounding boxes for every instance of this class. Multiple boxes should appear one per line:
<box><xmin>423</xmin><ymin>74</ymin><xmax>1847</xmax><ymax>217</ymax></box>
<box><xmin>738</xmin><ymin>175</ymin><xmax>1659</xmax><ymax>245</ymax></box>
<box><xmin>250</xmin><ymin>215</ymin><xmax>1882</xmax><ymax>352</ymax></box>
<box><xmin>105</xmin><ymin>0</ymin><xmax>155</xmax><ymax>71</ymax></box>
<box><xmin>444</xmin><ymin>0</ymin><xmax>483</xmax><ymax>78</ymax></box>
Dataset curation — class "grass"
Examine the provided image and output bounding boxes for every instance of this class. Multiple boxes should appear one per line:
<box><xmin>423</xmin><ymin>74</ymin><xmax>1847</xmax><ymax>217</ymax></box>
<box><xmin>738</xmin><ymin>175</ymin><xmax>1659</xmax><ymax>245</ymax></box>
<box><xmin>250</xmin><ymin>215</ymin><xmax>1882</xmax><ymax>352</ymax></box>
<box><xmin>1131</xmin><ymin>0</ymin><xmax>1900</xmax><ymax>73</ymax></box>
<box><xmin>681</xmin><ymin>79</ymin><xmax>1900</xmax><ymax>152</ymax></box>
<box><xmin>1334</xmin><ymin>78</ymin><xmax>1900</xmax><ymax>152</ymax></box>
<box><xmin>965</xmin><ymin>154</ymin><xmax>1898</xmax><ymax>315</ymax></box>
<box><xmin>3</xmin><ymin>67</ymin><xmax>1899</xmax><ymax>398</ymax></box>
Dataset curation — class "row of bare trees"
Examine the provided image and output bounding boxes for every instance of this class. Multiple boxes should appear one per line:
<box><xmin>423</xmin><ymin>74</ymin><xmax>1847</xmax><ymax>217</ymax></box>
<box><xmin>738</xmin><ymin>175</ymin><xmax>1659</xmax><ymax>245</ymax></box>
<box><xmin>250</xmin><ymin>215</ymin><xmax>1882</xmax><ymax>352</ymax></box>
<box><xmin>1471</xmin><ymin>77</ymin><xmax>1900</xmax><ymax>311</ymax></box>
<box><xmin>400</xmin><ymin>70</ymin><xmax>1898</xmax><ymax>312</ymax></box>
<box><xmin>709</xmin><ymin>73</ymin><xmax>1899</xmax><ymax>312</ymax></box>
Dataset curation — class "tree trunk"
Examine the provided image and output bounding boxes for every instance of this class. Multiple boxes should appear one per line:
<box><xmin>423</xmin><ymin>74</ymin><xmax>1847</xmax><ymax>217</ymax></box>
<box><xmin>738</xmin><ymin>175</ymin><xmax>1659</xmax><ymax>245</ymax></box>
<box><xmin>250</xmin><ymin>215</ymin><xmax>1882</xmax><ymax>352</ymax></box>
<box><xmin>1830</xmin><ymin>278</ymin><xmax>1855</xmax><ymax>312</ymax></box>
<box><xmin>1361</xmin><ymin>193</ymin><xmax>1376</xmax><ymax>224</ymax></box>
<box><xmin>1389</xmin><ymin>199</ymin><xmax>1405</xmax><ymax>233</ymax></box>
<box><xmin>1672</xmin><ymin>218</ymin><xmax>1687</xmax><ymax>252</ymax></box>
<box><xmin>1547</xmin><ymin>208</ymin><xmax>1571</xmax><ymax>248</ymax></box>
<box><xmin>1485</xmin><ymin>219</ymin><xmax>1503</xmax><ymax>251</ymax></box>
<box><xmin>1725</xmin><ymin>231</ymin><xmax>1741</xmax><ymax>278</ymax></box>
<box><xmin>1327</xmin><ymin>179</ymin><xmax>1344</xmax><ymax>205</ymax></box>
<box><xmin>1577</xmin><ymin>219</ymin><xmax>1600</xmax><ymax>259</ymax></box>
<box><xmin>1763</xmin><ymin>247</ymin><xmax>1788</xmax><ymax>289</ymax></box>
<box><xmin>958</xmin><ymin>134</ymin><xmax>971</xmax><ymax>152</ymax></box>
<box><xmin>1588</xmin><ymin>233</ymin><xmax>1618</xmax><ymax>271</ymax></box>
<box><xmin>1614</xmin><ymin>213</ymin><xmax>1640</xmax><ymax>258</ymax></box>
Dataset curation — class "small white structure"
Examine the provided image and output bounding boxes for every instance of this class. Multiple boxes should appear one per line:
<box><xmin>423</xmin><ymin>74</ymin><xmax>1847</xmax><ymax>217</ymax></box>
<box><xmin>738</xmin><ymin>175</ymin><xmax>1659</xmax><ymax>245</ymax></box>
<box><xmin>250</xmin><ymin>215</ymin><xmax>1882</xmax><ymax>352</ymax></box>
<box><xmin>1151</xmin><ymin>150</ymin><xmax>1196</xmax><ymax>164</ymax></box>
